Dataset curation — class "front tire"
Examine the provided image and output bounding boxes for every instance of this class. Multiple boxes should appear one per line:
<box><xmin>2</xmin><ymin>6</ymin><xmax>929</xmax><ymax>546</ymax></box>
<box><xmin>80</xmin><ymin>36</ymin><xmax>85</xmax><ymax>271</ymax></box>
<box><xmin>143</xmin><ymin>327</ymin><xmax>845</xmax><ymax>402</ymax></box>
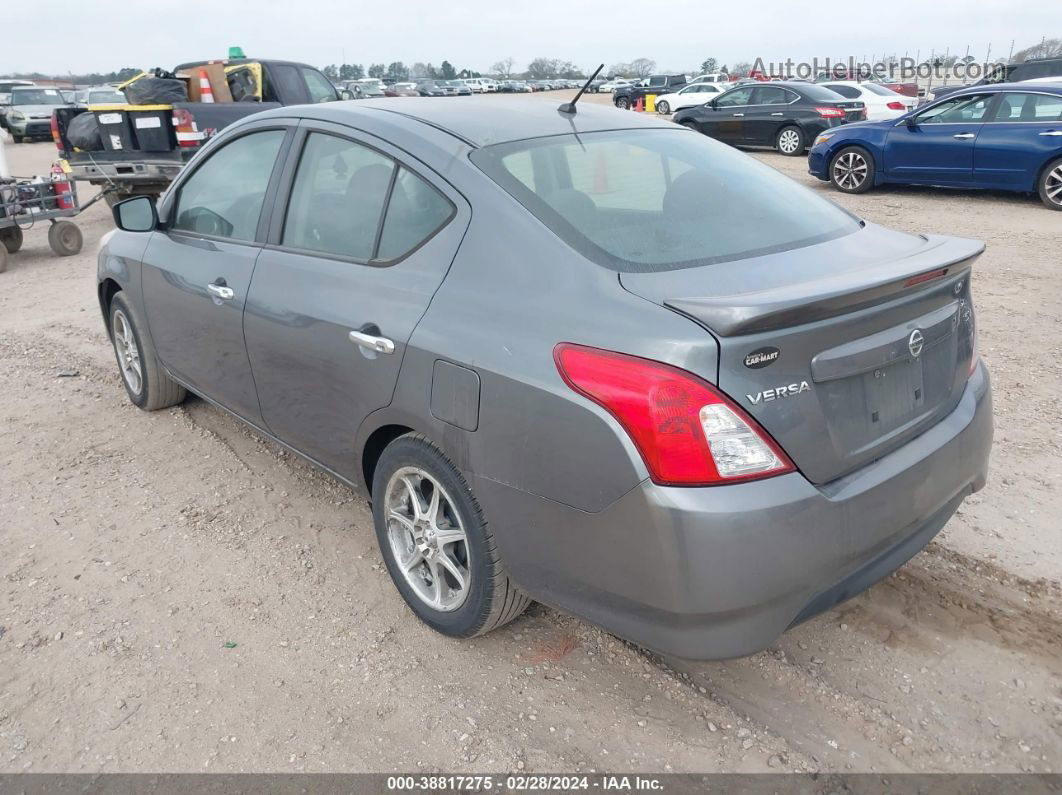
<box><xmin>775</xmin><ymin>125</ymin><xmax>805</xmax><ymax>156</ymax></box>
<box><xmin>1038</xmin><ymin>157</ymin><xmax>1062</xmax><ymax>211</ymax></box>
<box><xmin>372</xmin><ymin>434</ymin><xmax>530</xmax><ymax>638</ymax></box>
<box><xmin>0</xmin><ymin>225</ymin><xmax>22</xmax><ymax>254</ymax></box>
<box><xmin>108</xmin><ymin>292</ymin><xmax>186</xmax><ymax>410</ymax></box>
<box><xmin>11</xmin><ymin>135</ymin><xmax>23</xmax><ymax>144</ymax></box>
<box><xmin>615</xmin><ymin>96</ymin><xmax>630</xmax><ymax>110</ymax></box>
<box><xmin>656</xmin><ymin>100</ymin><xmax>671</xmax><ymax>114</ymax></box>
<box><xmin>830</xmin><ymin>146</ymin><xmax>875</xmax><ymax>194</ymax></box>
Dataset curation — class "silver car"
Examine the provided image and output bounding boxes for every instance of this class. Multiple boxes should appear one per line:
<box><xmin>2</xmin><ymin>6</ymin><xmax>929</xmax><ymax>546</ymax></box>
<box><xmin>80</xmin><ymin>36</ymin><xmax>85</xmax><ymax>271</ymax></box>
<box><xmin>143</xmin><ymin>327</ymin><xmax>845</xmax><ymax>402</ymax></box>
<box><xmin>99</xmin><ymin>98</ymin><xmax>992</xmax><ymax>659</ymax></box>
<box><xmin>3</xmin><ymin>86</ymin><xmax>71</xmax><ymax>142</ymax></box>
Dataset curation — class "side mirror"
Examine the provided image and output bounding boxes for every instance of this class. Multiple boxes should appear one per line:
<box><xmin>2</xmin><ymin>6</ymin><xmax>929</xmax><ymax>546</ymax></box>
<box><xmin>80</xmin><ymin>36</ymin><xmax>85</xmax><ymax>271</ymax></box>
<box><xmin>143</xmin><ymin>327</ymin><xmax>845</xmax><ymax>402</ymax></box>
<box><xmin>112</xmin><ymin>195</ymin><xmax>158</xmax><ymax>232</ymax></box>
<box><xmin>904</xmin><ymin>115</ymin><xmax>918</xmax><ymax>128</ymax></box>
<box><xmin>706</xmin><ymin>99</ymin><xmax>718</xmax><ymax>109</ymax></box>
<box><xmin>339</xmin><ymin>89</ymin><xmax>355</xmax><ymax>100</ymax></box>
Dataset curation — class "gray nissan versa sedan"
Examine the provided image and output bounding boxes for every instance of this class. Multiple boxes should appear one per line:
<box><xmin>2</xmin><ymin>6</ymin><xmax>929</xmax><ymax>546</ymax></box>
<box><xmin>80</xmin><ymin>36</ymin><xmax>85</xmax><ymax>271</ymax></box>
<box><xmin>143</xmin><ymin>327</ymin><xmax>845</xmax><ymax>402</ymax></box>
<box><xmin>99</xmin><ymin>97</ymin><xmax>992</xmax><ymax>660</ymax></box>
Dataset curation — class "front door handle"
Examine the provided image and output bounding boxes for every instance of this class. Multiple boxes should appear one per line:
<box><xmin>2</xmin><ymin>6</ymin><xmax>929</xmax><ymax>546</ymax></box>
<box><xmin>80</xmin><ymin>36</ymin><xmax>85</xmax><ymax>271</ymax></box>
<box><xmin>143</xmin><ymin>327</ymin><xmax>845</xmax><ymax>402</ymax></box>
<box><xmin>771</xmin><ymin>112</ymin><xmax>784</xmax><ymax>116</ymax></box>
<box><xmin>952</xmin><ymin>133</ymin><xmax>976</xmax><ymax>139</ymax></box>
<box><xmin>732</xmin><ymin>113</ymin><xmax>744</xmax><ymax>117</ymax></box>
<box><xmin>206</xmin><ymin>281</ymin><xmax>234</xmax><ymax>300</ymax></box>
<box><xmin>1039</xmin><ymin>130</ymin><xmax>1062</xmax><ymax>136</ymax></box>
<box><xmin>349</xmin><ymin>329</ymin><xmax>395</xmax><ymax>355</ymax></box>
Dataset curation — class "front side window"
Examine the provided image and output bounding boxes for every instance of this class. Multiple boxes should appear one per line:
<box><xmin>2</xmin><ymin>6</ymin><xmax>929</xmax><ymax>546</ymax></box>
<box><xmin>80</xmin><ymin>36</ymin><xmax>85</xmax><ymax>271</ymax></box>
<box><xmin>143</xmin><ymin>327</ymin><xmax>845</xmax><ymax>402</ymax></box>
<box><xmin>990</xmin><ymin>92</ymin><xmax>1062</xmax><ymax>122</ymax></box>
<box><xmin>715</xmin><ymin>87</ymin><xmax>753</xmax><ymax>107</ymax></box>
<box><xmin>283</xmin><ymin>132</ymin><xmax>394</xmax><ymax>260</ymax></box>
<box><xmin>302</xmin><ymin>67</ymin><xmax>338</xmax><ymax>103</ymax></box>
<box><xmin>916</xmin><ymin>94</ymin><xmax>991</xmax><ymax>124</ymax></box>
<box><xmin>472</xmin><ymin>129</ymin><xmax>859</xmax><ymax>273</ymax></box>
<box><xmin>173</xmin><ymin>130</ymin><xmax>285</xmax><ymax>241</ymax></box>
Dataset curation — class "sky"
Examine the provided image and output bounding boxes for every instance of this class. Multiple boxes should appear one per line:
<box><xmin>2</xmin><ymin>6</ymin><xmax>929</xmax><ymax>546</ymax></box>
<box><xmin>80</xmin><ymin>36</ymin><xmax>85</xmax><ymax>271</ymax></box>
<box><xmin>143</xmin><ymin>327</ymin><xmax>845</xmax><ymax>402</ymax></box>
<box><xmin>2</xmin><ymin>0</ymin><xmax>1056</xmax><ymax>77</ymax></box>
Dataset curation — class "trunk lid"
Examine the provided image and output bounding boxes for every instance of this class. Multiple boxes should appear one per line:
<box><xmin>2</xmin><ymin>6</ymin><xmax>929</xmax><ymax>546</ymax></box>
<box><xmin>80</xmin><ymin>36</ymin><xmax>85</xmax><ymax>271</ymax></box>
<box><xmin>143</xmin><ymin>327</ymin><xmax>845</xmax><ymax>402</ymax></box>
<box><xmin>620</xmin><ymin>225</ymin><xmax>982</xmax><ymax>484</ymax></box>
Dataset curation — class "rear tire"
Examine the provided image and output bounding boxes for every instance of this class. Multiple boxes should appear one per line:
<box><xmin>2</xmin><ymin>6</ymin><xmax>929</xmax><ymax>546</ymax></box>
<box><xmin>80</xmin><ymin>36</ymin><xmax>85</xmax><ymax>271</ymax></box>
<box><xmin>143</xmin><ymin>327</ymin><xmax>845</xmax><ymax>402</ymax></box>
<box><xmin>1038</xmin><ymin>157</ymin><xmax>1062</xmax><ymax>211</ymax></box>
<box><xmin>776</xmin><ymin>125</ymin><xmax>805</xmax><ymax>156</ymax></box>
<box><xmin>1</xmin><ymin>225</ymin><xmax>23</xmax><ymax>254</ymax></box>
<box><xmin>108</xmin><ymin>292</ymin><xmax>186</xmax><ymax>411</ymax></box>
<box><xmin>656</xmin><ymin>100</ymin><xmax>671</xmax><ymax>115</ymax></box>
<box><xmin>0</xmin><ymin>246</ymin><xmax>8</xmax><ymax>274</ymax></box>
<box><xmin>829</xmin><ymin>146</ymin><xmax>875</xmax><ymax>194</ymax></box>
<box><xmin>372</xmin><ymin>434</ymin><xmax>530</xmax><ymax>638</ymax></box>
<box><xmin>48</xmin><ymin>221</ymin><xmax>82</xmax><ymax>256</ymax></box>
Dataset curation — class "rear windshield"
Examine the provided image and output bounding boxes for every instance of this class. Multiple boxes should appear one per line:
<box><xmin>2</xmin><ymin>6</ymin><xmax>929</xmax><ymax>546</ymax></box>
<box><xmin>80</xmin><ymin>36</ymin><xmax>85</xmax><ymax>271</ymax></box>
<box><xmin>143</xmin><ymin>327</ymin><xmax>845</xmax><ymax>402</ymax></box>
<box><xmin>797</xmin><ymin>84</ymin><xmax>847</xmax><ymax>101</ymax></box>
<box><xmin>471</xmin><ymin>128</ymin><xmax>859</xmax><ymax>273</ymax></box>
<box><xmin>864</xmin><ymin>83</ymin><xmax>899</xmax><ymax>96</ymax></box>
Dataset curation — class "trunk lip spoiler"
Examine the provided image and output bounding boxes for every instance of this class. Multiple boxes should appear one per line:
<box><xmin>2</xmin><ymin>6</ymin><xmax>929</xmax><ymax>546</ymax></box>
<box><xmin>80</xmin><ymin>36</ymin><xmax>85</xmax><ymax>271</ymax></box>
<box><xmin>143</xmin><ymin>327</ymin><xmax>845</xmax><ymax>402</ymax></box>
<box><xmin>663</xmin><ymin>235</ymin><xmax>984</xmax><ymax>337</ymax></box>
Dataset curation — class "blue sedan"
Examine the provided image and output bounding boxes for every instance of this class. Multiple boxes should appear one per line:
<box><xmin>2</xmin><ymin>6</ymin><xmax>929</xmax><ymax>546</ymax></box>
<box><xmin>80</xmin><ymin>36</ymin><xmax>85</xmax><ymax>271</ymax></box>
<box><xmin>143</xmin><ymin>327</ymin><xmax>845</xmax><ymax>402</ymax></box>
<box><xmin>808</xmin><ymin>83</ymin><xmax>1062</xmax><ymax>210</ymax></box>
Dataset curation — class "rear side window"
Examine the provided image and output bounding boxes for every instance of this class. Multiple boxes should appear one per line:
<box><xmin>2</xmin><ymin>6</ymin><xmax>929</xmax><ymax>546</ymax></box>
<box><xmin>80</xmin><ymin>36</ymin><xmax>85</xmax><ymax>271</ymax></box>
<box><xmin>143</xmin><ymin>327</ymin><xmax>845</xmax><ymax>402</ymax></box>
<box><xmin>302</xmin><ymin>67</ymin><xmax>338</xmax><ymax>103</ymax></box>
<box><xmin>472</xmin><ymin>129</ymin><xmax>859</xmax><ymax>273</ymax></box>
<box><xmin>798</xmin><ymin>84</ymin><xmax>849</xmax><ymax>101</ymax></box>
<box><xmin>283</xmin><ymin>132</ymin><xmax>394</xmax><ymax>260</ymax></box>
<box><xmin>377</xmin><ymin>168</ymin><xmax>454</xmax><ymax>260</ymax></box>
<box><xmin>282</xmin><ymin>132</ymin><xmax>454</xmax><ymax>262</ymax></box>
<box><xmin>753</xmin><ymin>86</ymin><xmax>794</xmax><ymax>104</ymax></box>
<box><xmin>991</xmin><ymin>92</ymin><xmax>1062</xmax><ymax>122</ymax></box>
<box><xmin>173</xmin><ymin>130</ymin><xmax>285</xmax><ymax>241</ymax></box>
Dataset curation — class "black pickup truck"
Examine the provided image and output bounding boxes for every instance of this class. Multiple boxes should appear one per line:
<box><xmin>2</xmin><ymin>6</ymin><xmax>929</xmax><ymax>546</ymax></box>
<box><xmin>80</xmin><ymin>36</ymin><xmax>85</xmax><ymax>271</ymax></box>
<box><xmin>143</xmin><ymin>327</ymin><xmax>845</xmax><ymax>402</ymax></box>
<box><xmin>53</xmin><ymin>58</ymin><xmax>344</xmax><ymax>205</ymax></box>
<box><xmin>612</xmin><ymin>74</ymin><xmax>688</xmax><ymax>109</ymax></box>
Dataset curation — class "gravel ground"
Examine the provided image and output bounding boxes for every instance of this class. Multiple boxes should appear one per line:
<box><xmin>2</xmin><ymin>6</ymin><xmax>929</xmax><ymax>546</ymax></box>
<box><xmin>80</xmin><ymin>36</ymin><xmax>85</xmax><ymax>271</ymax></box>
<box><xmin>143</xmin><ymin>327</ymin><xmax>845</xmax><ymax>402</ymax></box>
<box><xmin>1</xmin><ymin>97</ymin><xmax>1060</xmax><ymax>774</ymax></box>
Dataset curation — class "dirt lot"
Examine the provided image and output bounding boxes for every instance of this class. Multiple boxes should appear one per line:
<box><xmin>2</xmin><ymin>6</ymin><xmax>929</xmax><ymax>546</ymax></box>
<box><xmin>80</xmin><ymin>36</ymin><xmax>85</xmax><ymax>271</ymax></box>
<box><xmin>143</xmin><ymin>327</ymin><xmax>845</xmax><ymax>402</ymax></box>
<box><xmin>1</xmin><ymin>94</ymin><xmax>1060</xmax><ymax>774</ymax></box>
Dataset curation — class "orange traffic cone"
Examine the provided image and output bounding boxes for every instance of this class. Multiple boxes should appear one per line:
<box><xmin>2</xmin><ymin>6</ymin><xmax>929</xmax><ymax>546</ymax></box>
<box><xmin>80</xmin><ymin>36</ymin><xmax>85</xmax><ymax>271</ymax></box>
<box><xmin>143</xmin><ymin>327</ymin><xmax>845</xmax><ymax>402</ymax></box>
<box><xmin>198</xmin><ymin>69</ymin><xmax>215</xmax><ymax>103</ymax></box>
<box><xmin>635</xmin><ymin>96</ymin><xmax>644</xmax><ymax>112</ymax></box>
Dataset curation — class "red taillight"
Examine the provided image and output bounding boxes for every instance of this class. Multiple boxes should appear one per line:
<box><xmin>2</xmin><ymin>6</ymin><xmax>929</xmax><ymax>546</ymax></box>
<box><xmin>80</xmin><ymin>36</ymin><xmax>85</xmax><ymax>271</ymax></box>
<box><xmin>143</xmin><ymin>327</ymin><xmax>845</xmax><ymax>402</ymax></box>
<box><xmin>904</xmin><ymin>268</ymin><xmax>949</xmax><ymax>288</ymax></box>
<box><xmin>554</xmin><ymin>344</ymin><xmax>794</xmax><ymax>486</ymax></box>
<box><xmin>50</xmin><ymin>113</ymin><xmax>61</xmax><ymax>151</ymax></box>
<box><xmin>815</xmin><ymin>106</ymin><xmax>845</xmax><ymax>119</ymax></box>
<box><xmin>887</xmin><ymin>101</ymin><xmax>905</xmax><ymax>110</ymax></box>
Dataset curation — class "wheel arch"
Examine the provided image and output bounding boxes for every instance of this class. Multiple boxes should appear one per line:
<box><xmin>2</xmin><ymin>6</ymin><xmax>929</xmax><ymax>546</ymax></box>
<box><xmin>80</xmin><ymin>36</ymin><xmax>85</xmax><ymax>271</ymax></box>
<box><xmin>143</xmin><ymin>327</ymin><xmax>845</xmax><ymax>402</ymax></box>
<box><xmin>360</xmin><ymin>422</ymin><xmax>417</xmax><ymax>496</ymax></box>
<box><xmin>98</xmin><ymin>278</ymin><xmax>123</xmax><ymax>337</ymax></box>
<box><xmin>1033</xmin><ymin>152</ymin><xmax>1062</xmax><ymax>194</ymax></box>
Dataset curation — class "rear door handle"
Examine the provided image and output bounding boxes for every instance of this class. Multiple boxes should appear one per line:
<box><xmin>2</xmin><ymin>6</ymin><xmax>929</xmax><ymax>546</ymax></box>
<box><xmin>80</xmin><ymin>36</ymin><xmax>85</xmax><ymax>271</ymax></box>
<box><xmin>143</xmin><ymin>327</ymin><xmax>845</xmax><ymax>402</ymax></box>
<box><xmin>206</xmin><ymin>282</ymin><xmax>234</xmax><ymax>300</ymax></box>
<box><xmin>732</xmin><ymin>113</ymin><xmax>744</xmax><ymax>117</ymax></box>
<box><xmin>770</xmin><ymin>112</ymin><xmax>784</xmax><ymax>116</ymax></box>
<box><xmin>1040</xmin><ymin>130</ymin><xmax>1062</xmax><ymax>136</ymax></box>
<box><xmin>349</xmin><ymin>330</ymin><xmax>395</xmax><ymax>355</ymax></box>
<box><xmin>952</xmin><ymin>133</ymin><xmax>976</xmax><ymax>139</ymax></box>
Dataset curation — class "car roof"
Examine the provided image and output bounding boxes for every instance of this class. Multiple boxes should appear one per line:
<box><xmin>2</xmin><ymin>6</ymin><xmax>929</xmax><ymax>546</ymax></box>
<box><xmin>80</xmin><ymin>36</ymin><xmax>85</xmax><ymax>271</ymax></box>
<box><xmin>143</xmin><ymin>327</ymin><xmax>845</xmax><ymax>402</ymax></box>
<box><xmin>955</xmin><ymin>81</ymin><xmax>1062</xmax><ymax>96</ymax></box>
<box><xmin>301</xmin><ymin>96</ymin><xmax>676</xmax><ymax>147</ymax></box>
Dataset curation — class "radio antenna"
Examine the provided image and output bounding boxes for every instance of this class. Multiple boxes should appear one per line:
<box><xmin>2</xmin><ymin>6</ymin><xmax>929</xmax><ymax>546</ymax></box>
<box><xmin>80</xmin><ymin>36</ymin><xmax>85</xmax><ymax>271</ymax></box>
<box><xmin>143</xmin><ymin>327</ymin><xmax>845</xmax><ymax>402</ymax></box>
<box><xmin>558</xmin><ymin>64</ymin><xmax>604</xmax><ymax>115</ymax></box>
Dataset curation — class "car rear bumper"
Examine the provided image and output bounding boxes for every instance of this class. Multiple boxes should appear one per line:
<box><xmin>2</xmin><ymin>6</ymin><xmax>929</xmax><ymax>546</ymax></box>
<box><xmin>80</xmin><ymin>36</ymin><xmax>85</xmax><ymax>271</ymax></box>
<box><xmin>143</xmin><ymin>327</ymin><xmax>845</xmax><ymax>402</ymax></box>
<box><xmin>475</xmin><ymin>362</ymin><xmax>992</xmax><ymax>660</ymax></box>
<box><xmin>69</xmin><ymin>160</ymin><xmax>183</xmax><ymax>187</ymax></box>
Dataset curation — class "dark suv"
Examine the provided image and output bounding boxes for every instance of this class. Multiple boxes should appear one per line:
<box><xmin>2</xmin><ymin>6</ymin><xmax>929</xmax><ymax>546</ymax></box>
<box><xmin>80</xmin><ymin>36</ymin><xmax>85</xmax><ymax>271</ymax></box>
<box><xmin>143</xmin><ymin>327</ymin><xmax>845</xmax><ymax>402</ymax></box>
<box><xmin>613</xmin><ymin>74</ymin><xmax>687</xmax><ymax>109</ymax></box>
<box><xmin>931</xmin><ymin>57</ymin><xmax>1062</xmax><ymax>101</ymax></box>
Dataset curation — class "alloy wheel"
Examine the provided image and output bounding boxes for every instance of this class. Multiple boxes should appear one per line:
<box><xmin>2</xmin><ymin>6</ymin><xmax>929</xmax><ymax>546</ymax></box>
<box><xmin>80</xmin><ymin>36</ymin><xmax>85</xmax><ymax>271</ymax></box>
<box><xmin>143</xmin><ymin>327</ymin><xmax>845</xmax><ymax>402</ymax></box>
<box><xmin>1046</xmin><ymin>165</ymin><xmax>1062</xmax><ymax>207</ymax></box>
<box><xmin>778</xmin><ymin>128</ymin><xmax>802</xmax><ymax>154</ymax></box>
<box><xmin>384</xmin><ymin>466</ymin><xmax>471</xmax><ymax>612</ymax></box>
<box><xmin>112</xmin><ymin>309</ymin><xmax>143</xmax><ymax>395</ymax></box>
<box><xmin>833</xmin><ymin>151</ymin><xmax>868</xmax><ymax>190</ymax></box>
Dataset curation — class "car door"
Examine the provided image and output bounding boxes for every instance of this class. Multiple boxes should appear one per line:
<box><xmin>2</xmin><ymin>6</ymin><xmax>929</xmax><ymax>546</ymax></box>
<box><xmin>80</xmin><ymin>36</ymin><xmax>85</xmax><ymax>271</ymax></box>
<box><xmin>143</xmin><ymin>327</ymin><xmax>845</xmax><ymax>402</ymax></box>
<box><xmin>883</xmin><ymin>93</ymin><xmax>992</xmax><ymax>184</ymax></box>
<box><xmin>973</xmin><ymin>91</ymin><xmax>1062</xmax><ymax>189</ymax></box>
<box><xmin>243</xmin><ymin>122</ymin><xmax>469</xmax><ymax>479</ymax></box>
<box><xmin>742</xmin><ymin>85</ymin><xmax>796</xmax><ymax>144</ymax></box>
<box><xmin>700</xmin><ymin>86</ymin><xmax>754</xmax><ymax>144</ymax></box>
<box><xmin>141</xmin><ymin>122</ymin><xmax>293</xmax><ymax>423</ymax></box>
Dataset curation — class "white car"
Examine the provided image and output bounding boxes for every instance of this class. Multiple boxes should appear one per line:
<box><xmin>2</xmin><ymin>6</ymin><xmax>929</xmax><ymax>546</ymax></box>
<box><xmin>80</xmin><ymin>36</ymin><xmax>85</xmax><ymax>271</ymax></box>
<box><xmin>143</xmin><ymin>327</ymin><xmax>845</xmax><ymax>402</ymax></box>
<box><xmin>1020</xmin><ymin>76</ymin><xmax>1062</xmax><ymax>84</ymax></box>
<box><xmin>652</xmin><ymin>82</ymin><xmax>726</xmax><ymax>114</ymax></box>
<box><xmin>689</xmin><ymin>73</ymin><xmax>731</xmax><ymax>86</ymax></box>
<box><xmin>819</xmin><ymin>81</ymin><xmax>917</xmax><ymax>121</ymax></box>
<box><xmin>598</xmin><ymin>79</ymin><xmax>632</xmax><ymax>93</ymax></box>
<box><xmin>461</xmin><ymin>78</ymin><xmax>498</xmax><ymax>93</ymax></box>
